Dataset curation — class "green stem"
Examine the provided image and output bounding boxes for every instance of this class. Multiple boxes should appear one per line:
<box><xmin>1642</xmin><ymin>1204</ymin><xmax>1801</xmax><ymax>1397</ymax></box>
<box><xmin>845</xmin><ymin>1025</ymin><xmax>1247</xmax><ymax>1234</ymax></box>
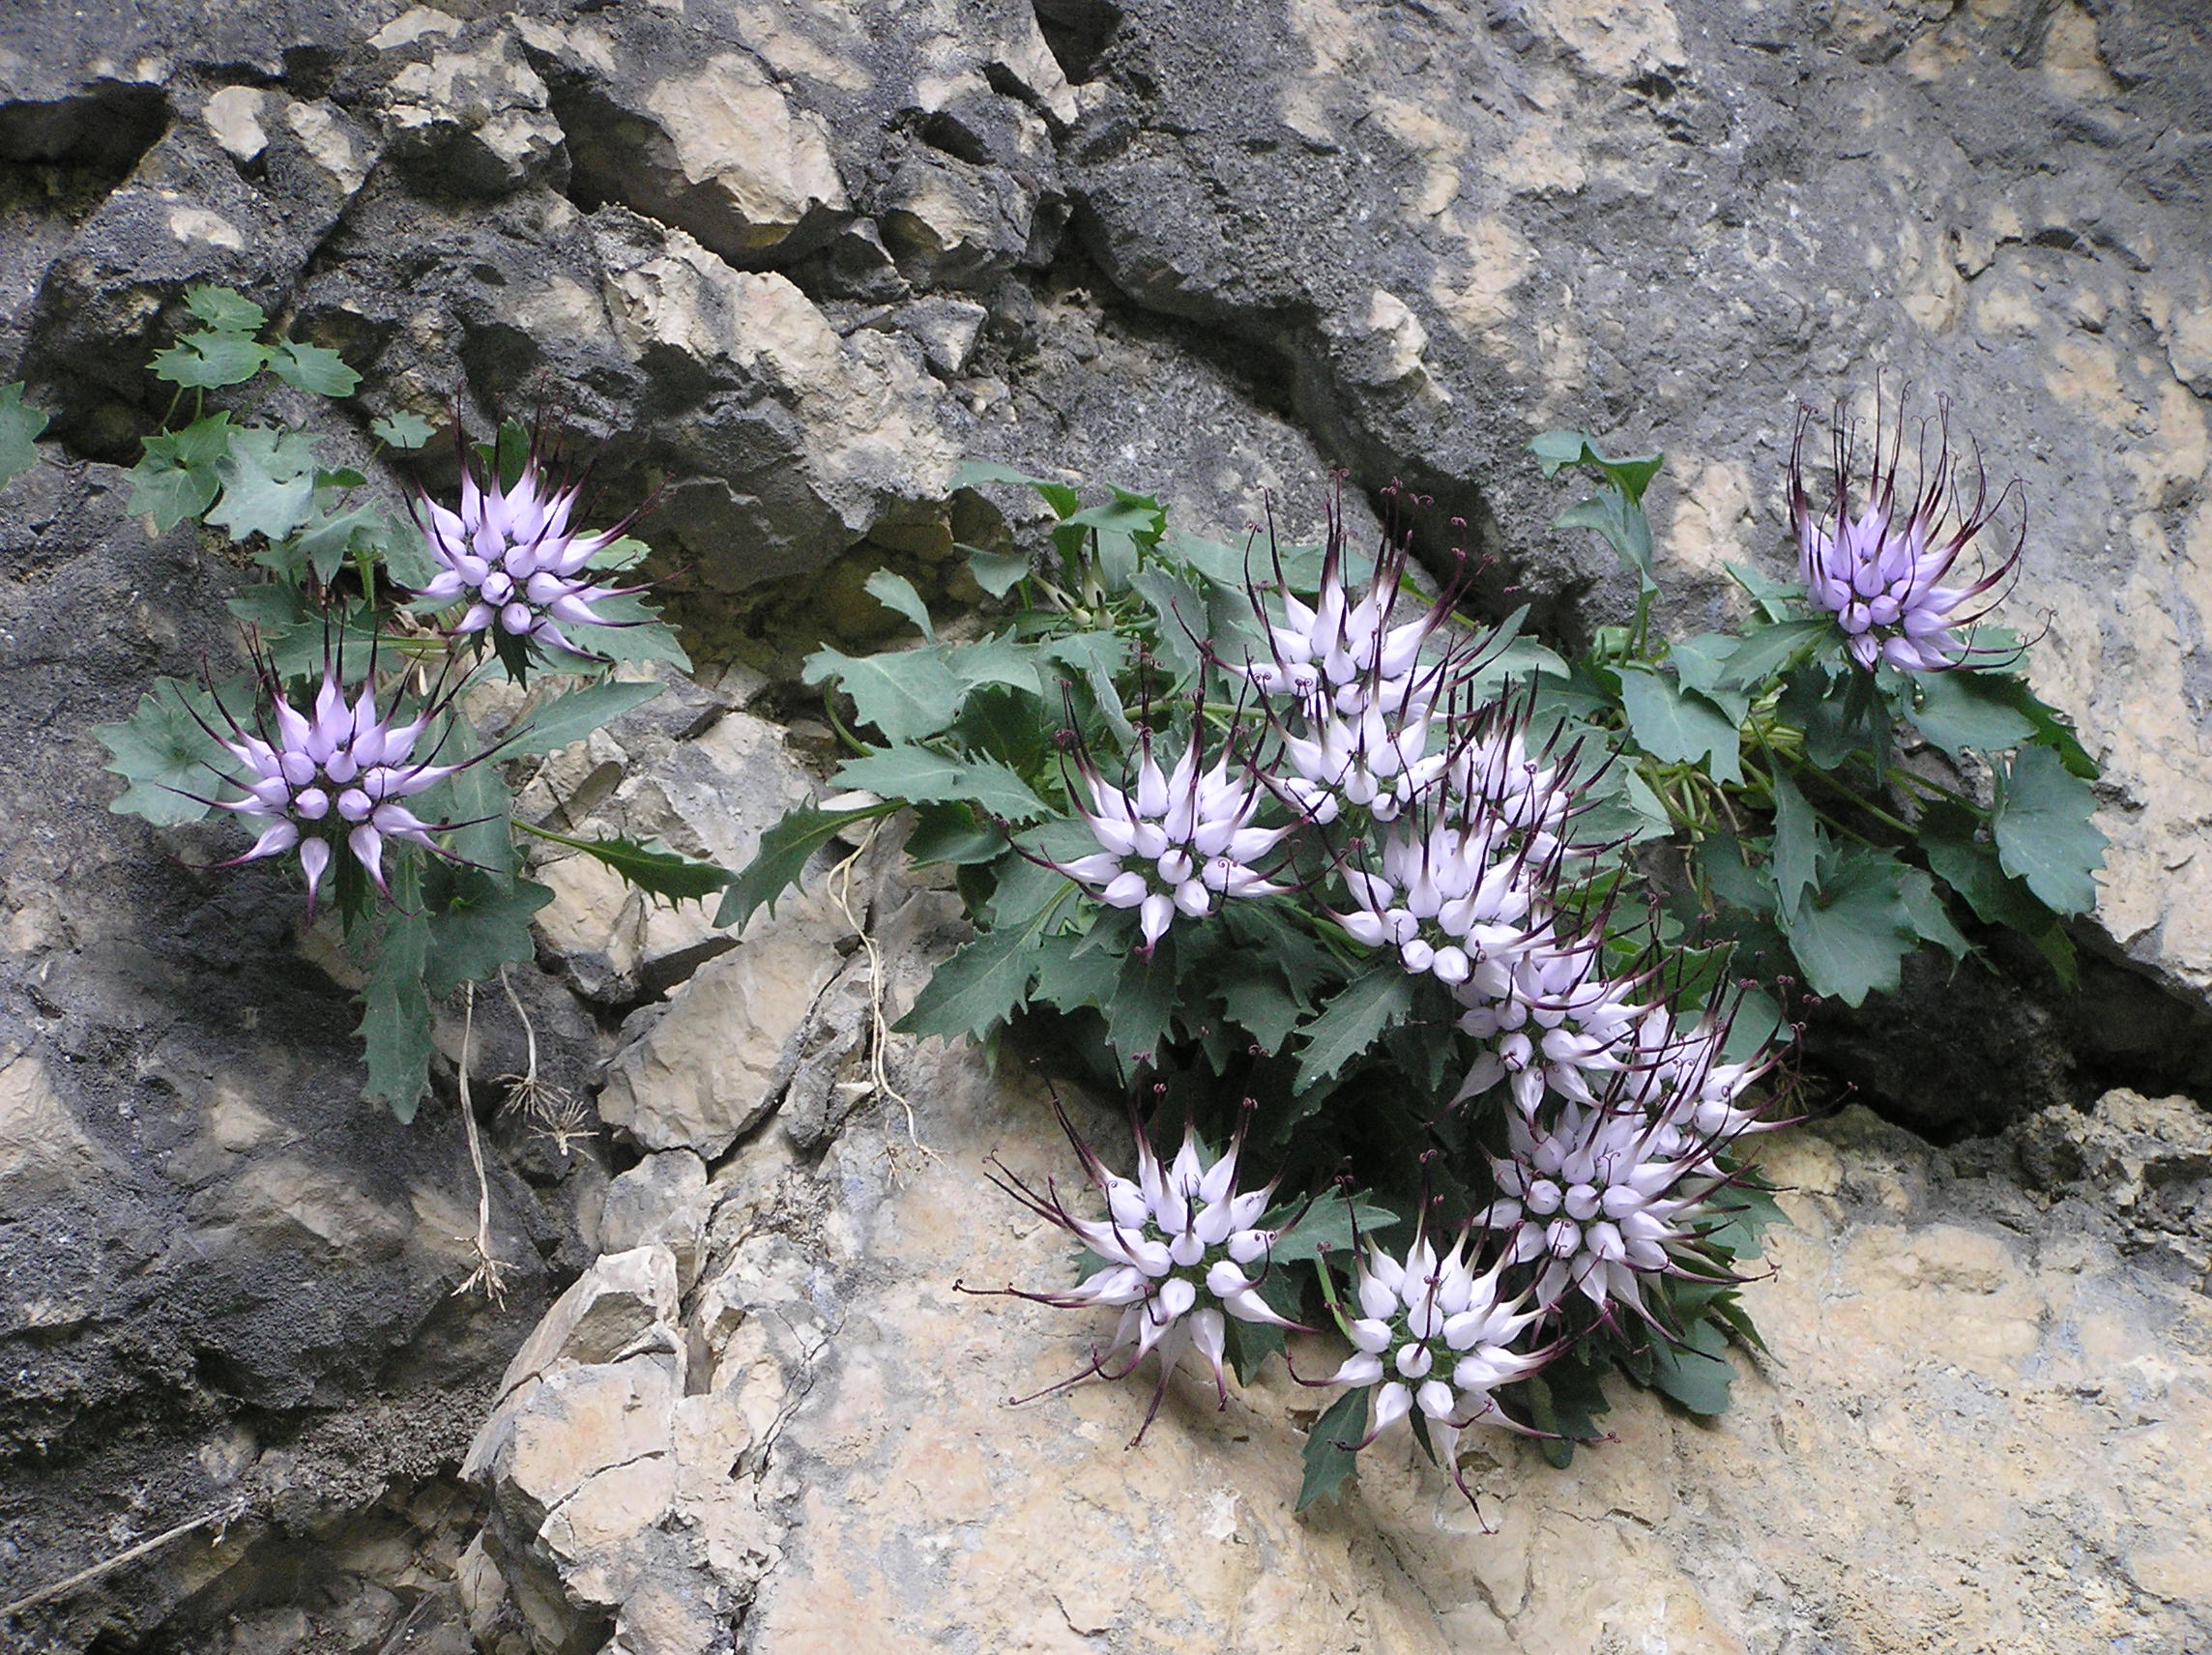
<box><xmin>822</xmin><ymin>684</ymin><xmax>870</xmax><ymax>758</ymax></box>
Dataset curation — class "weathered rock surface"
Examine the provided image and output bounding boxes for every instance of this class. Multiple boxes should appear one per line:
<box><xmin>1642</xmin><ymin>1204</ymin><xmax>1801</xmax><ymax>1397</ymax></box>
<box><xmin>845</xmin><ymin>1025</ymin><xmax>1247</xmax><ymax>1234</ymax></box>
<box><xmin>4</xmin><ymin>0</ymin><xmax>2211</xmax><ymax>1649</ymax></box>
<box><xmin>0</xmin><ymin>460</ymin><xmax>602</xmax><ymax>1651</ymax></box>
<box><xmin>476</xmin><ymin>986</ymin><xmax>2212</xmax><ymax>1654</ymax></box>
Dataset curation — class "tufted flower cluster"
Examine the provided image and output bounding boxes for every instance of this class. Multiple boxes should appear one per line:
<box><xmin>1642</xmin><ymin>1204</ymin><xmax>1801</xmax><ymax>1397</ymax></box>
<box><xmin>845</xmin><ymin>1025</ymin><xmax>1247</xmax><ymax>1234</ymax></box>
<box><xmin>977</xmin><ymin>1104</ymin><xmax>1307</xmax><ymax>1441</ymax></box>
<box><xmin>1316</xmin><ymin>1222</ymin><xmax>1550</xmax><ymax>1496</ymax></box>
<box><xmin>1474</xmin><ymin>1000</ymin><xmax>1780</xmax><ymax>1315</ymax></box>
<box><xmin>1790</xmin><ymin>401</ymin><xmax>2022</xmax><ymax>674</ymax></box>
<box><xmin>203</xmin><ymin>661</ymin><xmax>468</xmax><ymax>909</ymax></box>
<box><xmin>1014</xmin><ymin>507</ymin><xmax>1782</xmax><ymax>1492</ymax></box>
<box><xmin>415</xmin><ymin>440</ymin><xmax>642</xmax><ymax>657</ymax></box>
<box><xmin>1059</xmin><ymin>730</ymin><xmax>1289</xmax><ymax>949</ymax></box>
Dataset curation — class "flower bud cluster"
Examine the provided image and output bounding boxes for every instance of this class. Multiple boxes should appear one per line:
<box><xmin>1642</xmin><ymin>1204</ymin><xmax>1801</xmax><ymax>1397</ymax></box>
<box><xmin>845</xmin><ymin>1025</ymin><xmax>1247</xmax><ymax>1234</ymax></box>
<box><xmin>1478</xmin><ymin>1002</ymin><xmax>1778</xmax><ymax>1316</ymax></box>
<box><xmin>418</xmin><ymin>444</ymin><xmax>641</xmax><ymax>655</ymax></box>
<box><xmin>1320</xmin><ymin>1224</ymin><xmax>1548</xmax><ymax>1495</ymax></box>
<box><xmin>208</xmin><ymin>663</ymin><xmax>465</xmax><ymax>907</ymax></box>
<box><xmin>980</xmin><ymin>1106</ymin><xmax>1304</xmax><ymax>1439</ymax></box>
<box><xmin>1790</xmin><ymin>402</ymin><xmax>2021</xmax><ymax>673</ymax></box>
<box><xmin>1060</xmin><ymin>733</ymin><xmax>1288</xmax><ymax>949</ymax></box>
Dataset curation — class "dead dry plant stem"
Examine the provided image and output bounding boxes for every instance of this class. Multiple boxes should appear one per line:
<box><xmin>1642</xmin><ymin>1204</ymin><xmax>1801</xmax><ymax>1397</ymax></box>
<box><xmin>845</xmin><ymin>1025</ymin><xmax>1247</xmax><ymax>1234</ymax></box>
<box><xmin>453</xmin><ymin>982</ymin><xmax>511</xmax><ymax>1304</ymax></box>
<box><xmin>827</xmin><ymin>821</ymin><xmax>933</xmax><ymax>1167</ymax></box>
<box><xmin>0</xmin><ymin>1498</ymin><xmax>247</xmax><ymax>1620</ymax></box>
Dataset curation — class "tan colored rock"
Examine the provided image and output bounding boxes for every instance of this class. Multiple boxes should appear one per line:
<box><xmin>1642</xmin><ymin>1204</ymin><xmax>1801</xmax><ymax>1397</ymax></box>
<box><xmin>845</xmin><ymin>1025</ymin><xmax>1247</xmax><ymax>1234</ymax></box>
<box><xmin>379</xmin><ymin>28</ymin><xmax>565</xmax><ymax>194</ymax></box>
<box><xmin>495</xmin><ymin>1245</ymin><xmax>682</xmax><ymax>1398</ymax></box>
<box><xmin>597</xmin><ymin>1153</ymin><xmax>713</xmax><ymax>1288</ymax></box>
<box><xmin>0</xmin><ymin>1049</ymin><xmax>120</xmax><ymax>1200</ymax></box>
<box><xmin>638</xmin><ymin>54</ymin><xmax>850</xmax><ymax>260</ymax></box>
<box><xmin>482</xmin><ymin>1002</ymin><xmax>2212</xmax><ymax>1653</ymax></box>
<box><xmin>593</xmin><ymin>899</ymin><xmax>850</xmax><ymax>1157</ymax></box>
<box><xmin>202</xmin><ymin>86</ymin><xmax>269</xmax><ymax>163</ymax></box>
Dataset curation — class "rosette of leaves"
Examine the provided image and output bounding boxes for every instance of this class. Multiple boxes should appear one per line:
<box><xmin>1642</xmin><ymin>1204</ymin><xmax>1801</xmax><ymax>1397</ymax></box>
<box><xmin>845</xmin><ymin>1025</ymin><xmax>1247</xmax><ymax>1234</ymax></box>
<box><xmin>96</xmin><ymin>289</ymin><xmax>733</xmax><ymax>1118</ymax></box>
<box><xmin>733</xmin><ymin>460</ymin><xmax>1795</xmax><ymax>1499</ymax></box>
<box><xmin>1529</xmin><ymin>426</ymin><xmax>2105</xmax><ymax>1006</ymax></box>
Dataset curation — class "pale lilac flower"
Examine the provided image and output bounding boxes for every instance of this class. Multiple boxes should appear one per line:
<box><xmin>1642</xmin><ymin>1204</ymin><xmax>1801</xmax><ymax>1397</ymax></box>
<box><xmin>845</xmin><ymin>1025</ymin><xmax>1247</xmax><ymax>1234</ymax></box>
<box><xmin>1333</xmin><ymin>814</ymin><xmax>1541</xmax><ymax>990</ymax></box>
<box><xmin>1454</xmin><ymin>931</ymin><xmax>1644</xmax><ymax>1115</ymax></box>
<box><xmin>416</xmin><ymin>436</ymin><xmax>641</xmax><ymax>656</ymax></box>
<box><xmin>206</xmin><ymin>667</ymin><xmax>466</xmax><ymax>908</ymax></box>
<box><xmin>1790</xmin><ymin>400</ymin><xmax>2022</xmax><ymax>674</ymax></box>
<box><xmin>1239</xmin><ymin>500</ymin><xmax>1463</xmax><ymax>719</ymax></box>
<box><xmin>1315</xmin><ymin>1220</ymin><xmax>1548</xmax><ymax>1495</ymax></box>
<box><xmin>1057</xmin><ymin>731</ymin><xmax>1288</xmax><ymax>949</ymax></box>
<box><xmin>1477</xmin><ymin>1076</ymin><xmax>1751</xmax><ymax>1319</ymax></box>
<box><xmin>974</xmin><ymin>1105</ymin><xmax>1310</xmax><ymax>1442</ymax></box>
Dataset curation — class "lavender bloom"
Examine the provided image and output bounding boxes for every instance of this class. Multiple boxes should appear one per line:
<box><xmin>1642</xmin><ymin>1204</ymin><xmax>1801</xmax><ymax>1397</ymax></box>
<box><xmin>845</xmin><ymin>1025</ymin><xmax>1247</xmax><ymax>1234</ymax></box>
<box><xmin>1790</xmin><ymin>401</ymin><xmax>2023</xmax><ymax>674</ymax></box>
<box><xmin>1454</xmin><ymin>931</ymin><xmax>1644</xmax><ymax>1116</ymax></box>
<box><xmin>1057</xmin><ymin>732</ymin><xmax>1288</xmax><ymax>949</ymax></box>
<box><xmin>1477</xmin><ymin>1051</ymin><xmax>1766</xmax><ymax>1319</ymax></box>
<box><xmin>1317</xmin><ymin>1221</ymin><xmax>1548</xmax><ymax>1495</ymax></box>
<box><xmin>417</xmin><ymin>438</ymin><xmax>640</xmax><ymax>656</ymax></box>
<box><xmin>1240</xmin><ymin>502</ymin><xmax>1459</xmax><ymax>719</ymax></box>
<box><xmin>977</xmin><ymin>1105</ymin><xmax>1308</xmax><ymax>1442</ymax></box>
<box><xmin>1334</xmin><ymin>814</ymin><xmax>1540</xmax><ymax>990</ymax></box>
<box><xmin>210</xmin><ymin>669</ymin><xmax>465</xmax><ymax>908</ymax></box>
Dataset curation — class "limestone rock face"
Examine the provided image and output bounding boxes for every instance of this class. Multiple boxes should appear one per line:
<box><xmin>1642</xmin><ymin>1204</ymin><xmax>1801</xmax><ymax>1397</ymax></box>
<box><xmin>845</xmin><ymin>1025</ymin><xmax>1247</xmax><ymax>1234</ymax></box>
<box><xmin>477</xmin><ymin>1017</ymin><xmax>2212</xmax><ymax>1655</ymax></box>
<box><xmin>3</xmin><ymin>0</ymin><xmax>2211</xmax><ymax>1650</ymax></box>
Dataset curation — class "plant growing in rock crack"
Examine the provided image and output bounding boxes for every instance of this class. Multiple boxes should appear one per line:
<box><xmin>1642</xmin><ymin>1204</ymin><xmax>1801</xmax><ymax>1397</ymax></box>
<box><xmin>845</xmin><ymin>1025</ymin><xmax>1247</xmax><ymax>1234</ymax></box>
<box><xmin>92</xmin><ymin>285</ymin><xmax>736</xmax><ymax>1147</ymax></box>
<box><xmin>737</xmin><ymin>406</ymin><xmax>2105</xmax><ymax>1507</ymax></box>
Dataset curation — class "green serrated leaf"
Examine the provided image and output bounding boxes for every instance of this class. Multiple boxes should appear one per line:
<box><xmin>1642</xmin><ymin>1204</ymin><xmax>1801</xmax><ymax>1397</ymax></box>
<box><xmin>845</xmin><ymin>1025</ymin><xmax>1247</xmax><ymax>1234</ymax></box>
<box><xmin>1030</xmin><ymin>931</ymin><xmax>1124</xmax><ymax>1014</ymax></box>
<box><xmin>1296</xmin><ymin>1387</ymin><xmax>1370</xmax><ymax>1511</ymax></box>
<box><xmin>952</xmin><ymin>458</ymin><xmax>1081</xmax><ymax>518</ymax></box>
<box><xmin>1294</xmin><ymin>969</ymin><xmax>1414</xmax><ymax>1094</ymax></box>
<box><xmin>1666</xmin><ymin>633</ymin><xmax>1750</xmax><ymax>723</ymax></box>
<box><xmin>716</xmin><ymin>803</ymin><xmax>894</xmax><ymax>932</ymax></box>
<box><xmin>1556</xmin><ymin>486</ymin><xmax>1654</xmax><ymax>591</ymax></box>
<box><xmin>95</xmin><ymin>677</ymin><xmax>243</xmax><ymax>826</ymax></box>
<box><xmin>152</xmin><ymin>333</ymin><xmax>270</xmax><ymax>389</ymax></box>
<box><xmin>0</xmin><ymin>383</ymin><xmax>48</xmax><ymax>487</ymax></box>
<box><xmin>963</xmin><ymin>544</ymin><xmax>1032</xmax><ymax>597</ymax></box>
<box><xmin>1103</xmin><ymin>931</ymin><xmax>1179</xmax><ymax>1064</ymax></box>
<box><xmin>127</xmin><ymin>446</ymin><xmax>221</xmax><ymax>532</ymax></box>
<box><xmin>1529</xmin><ymin>430</ymin><xmax>1666</xmax><ymax>502</ymax></box>
<box><xmin>1642</xmin><ymin>1320</ymin><xmax>1736</xmax><ymax>1416</ymax></box>
<box><xmin>945</xmin><ymin>635</ymin><xmax>1045</xmax><ymax>698</ymax></box>
<box><xmin>207</xmin><ymin>424</ymin><xmax>322</xmax><ymax>542</ymax></box>
<box><xmin>1615</xmin><ymin>665</ymin><xmax>1743</xmax><ymax>785</ymax></box>
<box><xmin>1767</xmin><ymin>766</ymin><xmax>1819</xmax><ymax>921</ymax></box>
<box><xmin>1919</xmin><ymin>801</ymin><xmax>2052</xmax><ymax>933</ymax></box>
<box><xmin>1780</xmin><ymin>849</ymin><xmax>1916</xmax><ymax>1005</ymax></box>
<box><xmin>1717</xmin><ymin>618</ymin><xmax>1827</xmax><ymax>687</ymax></box>
<box><xmin>831</xmin><ymin>747</ymin><xmax>1051</xmax><ymax>822</ymax></box>
<box><xmin>266</xmin><ymin>339</ymin><xmax>360</xmax><ymax>397</ymax></box>
<box><xmin>543</xmin><ymin>829</ymin><xmax>732</xmax><ymax>908</ymax></box>
<box><xmin>863</xmin><ymin>567</ymin><xmax>935</xmax><ymax>639</ymax></box>
<box><xmin>506</xmin><ymin>681</ymin><xmax>663</xmax><ymax>757</ymax></box>
<box><xmin>371</xmin><ymin>410</ymin><xmax>437</xmax><ymax>450</ymax></box>
<box><xmin>422</xmin><ymin>869</ymin><xmax>554</xmax><ymax>999</ymax></box>
<box><xmin>361</xmin><ymin>862</ymin><xmax>434</xmax><ymax>1121</ymax></box>
<box><xmin>289</xmin><ymin>501</ymin><xmax>387</xmax><ymax>585</ymax></box>
<box><xmin>893</xmin><ymin>912</ymin><xmax>1056</xmax><ymax>1043</ymax></box>
<box><xmin>1906</xmin><ymin>669</ymin><xmax>2037</xmax><ymax>761</ymax></box>
<box><xmin>1898</xmin><ymin>866</ymin><xmax>1971</xmax><ymax>962</ymax></box>
<box><xmin>802</xmin><ymin>644</ymin><xmax>966</xmax><ymax>745</ymax></box>
<box><xmin>184</xmin><ymin>285</ymin><xmax>266</xmax><ymax>334</ymax></box>
<box><xmin>903</xmin><ymin>802</ymin><xmax>1009</xmax><ymax>867</ymax></box>
<box><xmin>1993</xmin><ymin>744</ymin><xmax>2106</xmax><ymax>915</ymax></box>
<box><xmin>1129</xmin><ymin>566</ymin><xmax>1208</xmax><ymax>683</ymax></box>
<box><xmin>1264</xmin><ymin>1192</ymin><xmax>1400</xmax><ymax>1267</ymax></box>
<box><xmin>1217</xmin><ymin>973</ymin><xmax>1304</xmax><ymax>1056</ymax></box>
